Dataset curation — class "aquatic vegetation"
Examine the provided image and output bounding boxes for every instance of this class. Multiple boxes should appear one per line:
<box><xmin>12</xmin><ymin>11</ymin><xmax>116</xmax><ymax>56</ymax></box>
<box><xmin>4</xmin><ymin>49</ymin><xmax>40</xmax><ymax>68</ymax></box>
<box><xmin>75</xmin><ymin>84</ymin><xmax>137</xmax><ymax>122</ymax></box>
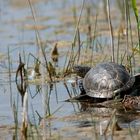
<box><xmin>1</xmin><ymin>0</ymin><xmax>140</xmax><ymax>139</ymax></box>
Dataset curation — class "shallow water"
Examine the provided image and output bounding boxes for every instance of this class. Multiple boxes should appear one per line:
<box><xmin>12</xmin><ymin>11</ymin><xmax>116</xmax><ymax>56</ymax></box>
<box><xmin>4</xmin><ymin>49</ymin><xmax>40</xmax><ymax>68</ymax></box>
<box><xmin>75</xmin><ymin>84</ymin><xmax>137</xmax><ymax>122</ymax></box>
<box><xmin>1</xmin><ymin>0</ymin><xmax>140</xmax><ymax>139</ymax></box>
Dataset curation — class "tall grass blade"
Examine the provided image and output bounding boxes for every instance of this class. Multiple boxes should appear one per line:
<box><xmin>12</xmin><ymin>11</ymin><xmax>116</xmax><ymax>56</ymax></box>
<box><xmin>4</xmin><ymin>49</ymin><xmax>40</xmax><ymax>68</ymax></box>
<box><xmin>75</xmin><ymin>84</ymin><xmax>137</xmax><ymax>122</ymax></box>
<box><xmin>106</xmin><ymin>0</ymin><xmax>115</xmax><ymax>62</ymax></box>
<box><xmin>131</xmin><ymin>0</ymin><xmax>139</xmax><ymax>22</ymax></box>
<box><xmin>65</xmin><ymin>0</ymin><xmax>85</xmax><ymax>73</ymax></box>
<box><xmin>131</xmin><ymin>0</ymin><xmax>140</xmax><ymax>52</ymax></box>
<box><xmin>27</xmin><ymin>0</ymin><xmax>53</xmax><ymax>82</ymax></box>
<box><xmin>7</xmin><ymin>47</ymin><xmax>13</xmax><ymax>107</ymax></box>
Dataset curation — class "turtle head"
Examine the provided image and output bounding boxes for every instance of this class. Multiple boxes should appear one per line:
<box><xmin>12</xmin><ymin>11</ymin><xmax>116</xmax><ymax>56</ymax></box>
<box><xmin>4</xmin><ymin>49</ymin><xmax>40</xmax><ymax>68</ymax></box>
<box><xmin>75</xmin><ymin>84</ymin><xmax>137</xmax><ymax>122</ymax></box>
<box><xmin>73</xmin><ymin>65</ymin><xmax>91</xmax><ymax>78</ymax></box>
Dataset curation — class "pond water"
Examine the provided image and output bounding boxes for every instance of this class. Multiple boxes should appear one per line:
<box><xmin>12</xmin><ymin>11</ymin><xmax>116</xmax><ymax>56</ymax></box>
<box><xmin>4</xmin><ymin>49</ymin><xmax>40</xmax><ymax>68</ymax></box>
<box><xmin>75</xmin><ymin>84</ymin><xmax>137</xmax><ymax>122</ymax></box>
<box><xmin>1</xmin><ymin>0</ymin><xmax>140</xmax><ymax>139</ymax></box>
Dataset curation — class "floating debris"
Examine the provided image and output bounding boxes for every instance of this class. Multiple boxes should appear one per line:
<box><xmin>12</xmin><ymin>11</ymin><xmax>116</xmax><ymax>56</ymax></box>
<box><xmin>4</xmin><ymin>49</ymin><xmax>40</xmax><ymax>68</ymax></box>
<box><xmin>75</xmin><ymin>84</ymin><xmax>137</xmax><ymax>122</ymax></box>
<box><xmin>122</xmin><ymin>95</ymin><xmax>140</xmax><ymax>110</ymax></box>
<box><xmin>28</xmin><ymin>60</ymin><xmax>41</xmax><ymax>80</ymax></box>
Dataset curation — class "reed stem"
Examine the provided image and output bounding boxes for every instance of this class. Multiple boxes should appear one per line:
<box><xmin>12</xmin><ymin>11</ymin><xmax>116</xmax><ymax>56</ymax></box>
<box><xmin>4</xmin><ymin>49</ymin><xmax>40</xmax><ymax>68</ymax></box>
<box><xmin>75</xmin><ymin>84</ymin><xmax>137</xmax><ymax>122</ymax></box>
<box><xmin>106</xmin><ymin>0</ymin><xmax>115</xmax><ymax>62</ymax></box>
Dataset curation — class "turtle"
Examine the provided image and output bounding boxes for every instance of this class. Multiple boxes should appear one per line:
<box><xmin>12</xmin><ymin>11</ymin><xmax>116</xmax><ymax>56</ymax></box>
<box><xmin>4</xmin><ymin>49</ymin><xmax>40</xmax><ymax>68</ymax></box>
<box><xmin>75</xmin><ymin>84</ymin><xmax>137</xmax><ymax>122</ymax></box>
<box><xmin>73</xmin><ymin>62</ymin><xmax>140</xmax><ymax>99</ymax></box>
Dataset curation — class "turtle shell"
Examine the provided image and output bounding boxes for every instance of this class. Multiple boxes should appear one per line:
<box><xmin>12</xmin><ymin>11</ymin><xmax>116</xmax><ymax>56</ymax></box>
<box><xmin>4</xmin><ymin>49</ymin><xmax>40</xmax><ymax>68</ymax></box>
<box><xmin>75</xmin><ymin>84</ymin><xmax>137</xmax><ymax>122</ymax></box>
<box><xmin>83</xmin><ymin>62</ymin><xmax>135</xmax><ymax>98</ymax></box>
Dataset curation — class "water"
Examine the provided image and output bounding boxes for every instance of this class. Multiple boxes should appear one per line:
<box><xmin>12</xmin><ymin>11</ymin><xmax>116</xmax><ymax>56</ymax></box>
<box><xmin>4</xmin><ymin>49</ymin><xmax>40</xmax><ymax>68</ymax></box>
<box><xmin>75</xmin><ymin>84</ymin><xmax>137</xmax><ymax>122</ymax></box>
<box><xmin>0</xmin><ymin>0</ymin><xmax>140</xmax><ymax>139</ymax></box>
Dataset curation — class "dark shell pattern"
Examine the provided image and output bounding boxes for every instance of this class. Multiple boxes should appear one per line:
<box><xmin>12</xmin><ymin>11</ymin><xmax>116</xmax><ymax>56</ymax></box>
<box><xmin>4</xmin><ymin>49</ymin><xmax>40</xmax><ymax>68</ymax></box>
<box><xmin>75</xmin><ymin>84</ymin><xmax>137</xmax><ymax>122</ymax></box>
<box><xmin>83</xmin><ymin>62</ymin><xmax>135</xmax><ymax>98</ymax></box>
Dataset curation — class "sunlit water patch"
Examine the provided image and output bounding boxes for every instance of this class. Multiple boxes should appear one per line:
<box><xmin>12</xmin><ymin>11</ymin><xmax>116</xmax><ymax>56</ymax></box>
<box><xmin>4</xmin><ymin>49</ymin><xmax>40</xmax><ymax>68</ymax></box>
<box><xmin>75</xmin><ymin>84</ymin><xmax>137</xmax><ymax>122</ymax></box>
<box><xmin>0</xmin><ymin>0</ymin><xmax>140</xmax><ymax>139</ymax></box>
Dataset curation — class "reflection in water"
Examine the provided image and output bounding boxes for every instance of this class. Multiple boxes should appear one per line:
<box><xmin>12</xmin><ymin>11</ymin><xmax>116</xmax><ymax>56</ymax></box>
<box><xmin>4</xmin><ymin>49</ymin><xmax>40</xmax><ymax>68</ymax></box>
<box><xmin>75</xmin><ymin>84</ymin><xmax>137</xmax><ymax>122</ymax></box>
<box><xmin>1</xmin><ymin>0</ymin><xmax>140</xmax><ymax>139</ymax></box>
<box><xmin>15</xmin><ymin>55</ymin><xmax>27</xmax><ymax>106</ymax></box>
<box><xmin>69</xmin><ymin>97</ymin><xmax>140</xmax><ymax>131</ymax></box>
